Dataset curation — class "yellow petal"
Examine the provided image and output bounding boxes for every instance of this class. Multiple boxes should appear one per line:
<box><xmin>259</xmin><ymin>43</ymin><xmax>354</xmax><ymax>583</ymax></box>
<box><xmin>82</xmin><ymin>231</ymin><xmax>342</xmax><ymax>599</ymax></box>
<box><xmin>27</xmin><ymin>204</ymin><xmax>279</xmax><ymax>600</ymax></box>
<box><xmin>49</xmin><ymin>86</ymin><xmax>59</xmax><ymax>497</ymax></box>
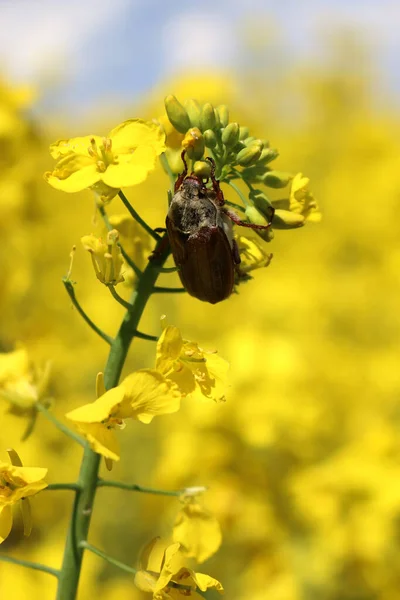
<box><xmin>173</xmin><ymin>502</ymin><xmax>222</xmax><ymax>563</ymax></box>
<box><xmin>156</xmin><ymin>326</ymin><xmax>183</xmax><ymax>375</ymax></box>
<box><xmin>66</xmin><ymin>386</ymin><xmax>126</xmax><ymax>423</ymax></box>
<box><xmin>121</xmin><ymin>369</ymin><xmax>181</xmax><ymax>423</ymax></box>
<box><xmin>101</xmin><ymin>146</ymin><xmax>157</xmax><ymax>188</ymax></box>
<box><xmin>74</xmin><ymin>422</ymin><xmax>120</xmax><ymax>461</ymax></box>
<box><xmin>154</xmin><ymin>543</ymin><xmax>181</xmax><ymax>593</ymax></box>
<box><xmin>192</xmin><ymin>352</ymin><xmax>229</xmax><ymax>402</ymax></box>
<box><xmin>167</xmin><ymin>365</ymin><xmax>197</xmax><ymax>397</ymax></box>
<box><xmin>45</xmin><ymin>161</ymin><xmax>99</xmax><ymax>193</ymax></box>
<box><xmin>0</xmin><ymin>505</ymin><xmax>12</xmax><ymax>544</ymax></box>
<box><xmin>187</xmin><ymin>571</ymin><xmax>224</xmax><ymax>594</ymax></box>
<box><xmin>49</xmin><ymin>135</ymin><xmax>103</xmax><ymax>159</ymax></box>
<box><xmin>139</xmin><ymin>536</ymin><xmax>160</xmax><ymax>570</ymax></box>
<box><xmin>108</xmin><ymin>119</ymin><xmax>165</xmax><ymax>154</ymax></box>
<box><xmin>134</xmin><ymin>570</ymin><xmax>158</xmax><ymax>593</ymax></box>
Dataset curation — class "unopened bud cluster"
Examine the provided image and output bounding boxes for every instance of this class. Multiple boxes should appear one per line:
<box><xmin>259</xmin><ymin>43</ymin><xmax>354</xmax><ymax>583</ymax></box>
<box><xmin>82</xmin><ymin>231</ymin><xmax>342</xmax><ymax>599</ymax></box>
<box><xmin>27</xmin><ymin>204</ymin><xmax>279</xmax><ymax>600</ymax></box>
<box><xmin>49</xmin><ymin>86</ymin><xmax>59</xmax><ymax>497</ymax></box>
<box><xmin>164</xmin><ymin>95</ymin><xmax>320</xmax><ymax>237</ymax></box>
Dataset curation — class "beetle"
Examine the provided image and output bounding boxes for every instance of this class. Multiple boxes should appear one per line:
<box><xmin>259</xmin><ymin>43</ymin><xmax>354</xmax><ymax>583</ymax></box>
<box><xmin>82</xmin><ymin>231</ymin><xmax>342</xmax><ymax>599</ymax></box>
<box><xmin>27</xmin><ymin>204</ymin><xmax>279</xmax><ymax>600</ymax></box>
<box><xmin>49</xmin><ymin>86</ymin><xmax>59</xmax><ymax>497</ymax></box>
<box><xmin>166</xmin><ymin>150</ymin><xmax>274</xmax><ymax>304</ymax></box>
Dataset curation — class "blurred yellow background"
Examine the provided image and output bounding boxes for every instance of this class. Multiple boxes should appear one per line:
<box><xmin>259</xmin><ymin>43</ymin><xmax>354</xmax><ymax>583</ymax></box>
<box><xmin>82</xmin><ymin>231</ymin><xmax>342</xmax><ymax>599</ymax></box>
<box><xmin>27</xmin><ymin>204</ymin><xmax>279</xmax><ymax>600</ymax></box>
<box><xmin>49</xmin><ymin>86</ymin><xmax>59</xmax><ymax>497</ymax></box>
<box><xmin>1</xmin><ymin>3</ymin><xmax>400</xmax><ymax>599</ymax></box>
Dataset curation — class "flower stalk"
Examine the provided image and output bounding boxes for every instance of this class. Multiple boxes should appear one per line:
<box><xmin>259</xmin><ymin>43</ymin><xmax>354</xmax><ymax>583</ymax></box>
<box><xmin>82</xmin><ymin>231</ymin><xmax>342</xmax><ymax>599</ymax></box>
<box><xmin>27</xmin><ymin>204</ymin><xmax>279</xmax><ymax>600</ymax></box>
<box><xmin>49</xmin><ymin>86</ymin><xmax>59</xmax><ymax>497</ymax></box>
<box><xmin>55</xmin><ymin>231</ymin><xmax>170</xmax><ymax>600</ymax></box>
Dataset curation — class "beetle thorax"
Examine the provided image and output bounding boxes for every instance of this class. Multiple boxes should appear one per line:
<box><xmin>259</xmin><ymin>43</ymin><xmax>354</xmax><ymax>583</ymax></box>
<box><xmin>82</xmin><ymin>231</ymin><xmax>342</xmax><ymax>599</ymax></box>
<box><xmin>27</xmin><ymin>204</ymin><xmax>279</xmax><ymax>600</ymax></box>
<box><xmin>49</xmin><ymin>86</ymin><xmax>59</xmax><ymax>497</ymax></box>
<box><xmin>169</xmin><ymin>180</ymin><xmax>218</xmax><ymax>235</ymax></box>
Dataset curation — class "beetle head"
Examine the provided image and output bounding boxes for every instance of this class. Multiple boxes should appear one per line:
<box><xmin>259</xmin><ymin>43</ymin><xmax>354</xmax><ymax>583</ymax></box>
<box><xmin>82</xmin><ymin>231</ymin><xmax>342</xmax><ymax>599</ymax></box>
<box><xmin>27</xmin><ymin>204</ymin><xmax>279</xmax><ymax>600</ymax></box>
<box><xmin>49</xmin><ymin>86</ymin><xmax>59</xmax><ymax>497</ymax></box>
<box><xmin>181</xmin><ymin>174</ymin><xmax>204</xmax><ymax>198</ymax></box>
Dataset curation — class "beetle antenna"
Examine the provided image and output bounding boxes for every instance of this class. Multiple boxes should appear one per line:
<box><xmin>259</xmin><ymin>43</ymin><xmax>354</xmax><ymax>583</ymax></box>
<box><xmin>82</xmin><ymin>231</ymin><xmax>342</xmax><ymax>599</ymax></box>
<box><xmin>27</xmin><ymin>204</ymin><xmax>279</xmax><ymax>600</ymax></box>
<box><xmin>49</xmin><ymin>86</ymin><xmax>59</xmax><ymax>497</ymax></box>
<box><xmin>180</xmin><ymin>150</ymin><xmax>188</xmax><ymax>173</ymax></box>
<box><xmin>205</xmin><ymin>156</ymin><xmax>216</xmax><ymax>179</ymax></box>
<box><xmin>205</xmin><ymin>156</ymin><xmax>224</xmax><ymax>206</ymax></box>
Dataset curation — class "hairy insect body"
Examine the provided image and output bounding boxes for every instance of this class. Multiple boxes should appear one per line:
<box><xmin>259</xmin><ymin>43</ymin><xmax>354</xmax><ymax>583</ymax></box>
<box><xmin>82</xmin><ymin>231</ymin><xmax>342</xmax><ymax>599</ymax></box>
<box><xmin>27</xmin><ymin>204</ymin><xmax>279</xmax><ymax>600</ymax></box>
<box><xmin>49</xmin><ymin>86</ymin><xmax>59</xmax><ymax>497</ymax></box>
<box><xmin>166</xmin><ymin>152</ymin><xmax>273</xmax><ymax>304</ymax></box>
<box><xmin>166</xmin><ymin>178</ymin><xmax>235</xmax><ymax>304</ymax></box>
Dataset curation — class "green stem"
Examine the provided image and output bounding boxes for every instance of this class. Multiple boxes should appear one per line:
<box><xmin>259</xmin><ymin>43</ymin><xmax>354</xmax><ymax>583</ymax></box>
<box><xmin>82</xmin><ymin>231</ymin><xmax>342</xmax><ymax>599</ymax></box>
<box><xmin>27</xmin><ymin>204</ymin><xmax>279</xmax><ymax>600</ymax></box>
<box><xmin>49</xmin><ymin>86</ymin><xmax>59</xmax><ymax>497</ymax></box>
<box><xmin>159</xmin><ymin>153</ymin><xmax>176</xmax><ymax>191</ymax></box>
<box><xmin>224</xmin><ymin>199</ymin><xmax>246</xmax><ymax>213</ymax></box>
<box><xmin>97</xmin><ymin>479</ymin><xmax>181</xmax><ymax>496</ymax></box>
<box><xmin>56</xmin><ymin>234</ymin><xmax>170</xmax><ymax>600</ymax></box>
<box><xmin>118</xmin><ymin>190</ymin><xmax>160</xmax><ymax>242</ymax></box>
<box><xmin>133</xmin><ymin>331</ymin><xmax>158</xmax><ymax>342</ymax></box>
<box><xmin>107</xmin><ymin>285</ymin><xmax>132</xmax><ymax>310</ymax></box>
<box><xmin>63</xmin><ymin>279</ymin><xmax>113</xmax><ymax>345</ymax></box>
<box><xmin>153</xmin><ymin>286</ymin><xmax>186</xmax><ymax>294</ymax></box>
<box><xmin>46</xmin><ymin>483</ymin><xmax>81</xmax><ymax>492</ymax></box>
<box><xmin>227</xmin><ymin>180</ymin><xmax>250</xmax><ymax>207</ymax></box>
<box><xmin>36</xmin><ymin>403</ymin><xmax>86</xmax><ymax>447</ymax></box>
<box><xmin>0</xmin><ymin>554</ymin><xmax>59</xmax><ymax>578</ymax></box>
<box><xmin>79</xmin><ymin>541</ymin><xmax>136</xmax><ymax>575</ymax></box>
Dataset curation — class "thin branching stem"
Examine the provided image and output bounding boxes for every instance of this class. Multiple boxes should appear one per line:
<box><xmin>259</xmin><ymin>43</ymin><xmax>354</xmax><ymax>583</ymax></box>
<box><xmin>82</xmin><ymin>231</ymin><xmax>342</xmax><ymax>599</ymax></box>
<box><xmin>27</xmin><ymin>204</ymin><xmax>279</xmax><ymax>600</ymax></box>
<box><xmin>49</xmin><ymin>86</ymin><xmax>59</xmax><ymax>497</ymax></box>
<box><xmin>63</xmin><ymin>279</ymin><xmax>113</xmax><ymax>345</ymax></box>
<box><xmin>36</xmin><ymin>403</ymin><xmax>86</xmax><ymax>447</ymax></box>
<box><xmin>107</xmin><ymin>285</ymin><xmax>132</xmax><ymax>310</ymax></box>
<box><xmin>159</xmin><ymin>152</ymin><xmax>176</xmax><ymax>191</ymax></box>
<box><xmin>133</xmin><ymin>331</ymin><xmax>158</xmax><ymax>342</ymax></box>
<box><xmin>79</xmin><ymin>541</ymin><xmax>136</xmax><ymax>575</ymax></box>
<box><xmin>97</xmin><ymin>479</ymin><xmax>182</xmax><ymax>496</ymax></box>
<box><xmin>46</xmin><ymin>483</ymin><xmax>81</xmax><ymax>492</ymax></box>
<box><xmin>0</xmin><ymin>554</ymin><xmax>60</xmax><ymax>578</ymax></box>
<box><xmin>118</xmin><ymin>190</ymin><xmax>160</xmax><ymax>241</ymax></box>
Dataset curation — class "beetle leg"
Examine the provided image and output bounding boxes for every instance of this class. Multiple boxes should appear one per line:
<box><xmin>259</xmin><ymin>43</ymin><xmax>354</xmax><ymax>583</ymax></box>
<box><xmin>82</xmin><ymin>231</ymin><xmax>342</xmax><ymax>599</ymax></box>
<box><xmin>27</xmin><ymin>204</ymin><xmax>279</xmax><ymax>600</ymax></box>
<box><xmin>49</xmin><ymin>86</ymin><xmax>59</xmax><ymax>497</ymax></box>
<box><xmin>149</xmin><ymin>235</ymin><xmax>170</xmax><ymax>261</ymax></box>
<box><xmin>154</xmin><ymin>227</ymin><xmax>167</xmax><ymax>233</ymax></box>
<box><xmin>232</xmin><ymin>238</ymin><xmax>241</xmax><ymax>265</ymax></box>
<box><xmin>223</xmin><ymin>207</ymin><xmax>275</xmax><ymax>230</ymax></box>
<box><xmin>206</xmin><ymin>156</ymin><xmax>225</xmax><ymax>206</ymax></box>
<box><xmin>174</xmin><ymin>150</ymin><xmax>189</xmax><ymax>192</ymax></box>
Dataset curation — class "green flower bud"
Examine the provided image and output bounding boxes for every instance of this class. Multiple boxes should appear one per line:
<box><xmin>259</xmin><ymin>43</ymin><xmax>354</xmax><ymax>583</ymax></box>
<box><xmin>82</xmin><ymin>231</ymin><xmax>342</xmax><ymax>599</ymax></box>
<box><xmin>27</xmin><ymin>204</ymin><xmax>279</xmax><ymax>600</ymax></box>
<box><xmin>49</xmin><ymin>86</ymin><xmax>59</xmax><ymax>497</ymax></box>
<box><xmin>193</xmin><ymin>160</ymin><xmax>211</xmax><ymax>179</ymax></box>
<box><xmin>258</xmin><ymin>148</ymin><xmax>279</xmax><ymax>165</ymax></box>
<box><xmin>214</xmin><ymin>108</ymin><xmax>221</xmax><ymax>128</ymax></box>
<box><xmin>221</xmin><ymin>122</ymin><xmax>240</xmax><ymax>148</ymax></box>
<box><xmin>241</xmin><ymin>165</ymin><xmax>269</xmax><ymax>183</ymax></box>
<box><xmin>216</xmin><ymin>105</ymin><xmax>229</xmax><ymax>128</ymax></box>
<box><xmin>232</xmin><ymin>141</ymin><xmax>246</xmax><ymax>153</ymax></box>
<box><xmin>204</xmin><ymin>129</ymin><xmax>218</xmax><ymax>149</ymax></box>
<box><xmin>243</xmin><ymin>136</ymin><xmax>256</xmax><ymax>146</ymax></box>
<box><xmin>239</xmin><ymin>126</ymin><xmax>249</xmax><ymax>140</ymax></box>
<box><xmin>182</xmin><ymin>127</ymin><xmax>205</xmax><ymax>160</ymax></box>
<box><xmin>244</xmin><ymin>206</ymin><xmax>274</xmax><ymax>242</ymax></box>
<box><xmin>249</xmin><ymin>189</ymin><xmax>273</xmax><ymax>219</ymax></box>
<box><xmin>263</xmin><ymin>171</ymin><xmax>293</xmax><ymax>189</ymax></box>
<box><xmin>272</xmin><ymin>209</ymin><xmax>305</xmax><ymax>229</ymax></box>
<box><xmin>236</xmin><ymin>141</ymin><xmax>263</xmax><ymax>166</ymax></box>
<box><xmin>184</xmin><ymin>99</ymin><xmax>201</xmax><ymax>128</ymax></box>
<box><xmin>164</xmin><ymin>95</ymin><xmax>191</xmax><ymax>133</ymax></box>
<box><xmin>199</xmin><ymin>103</ymin><xmax>216</xmax><ymax>132</ymax></box>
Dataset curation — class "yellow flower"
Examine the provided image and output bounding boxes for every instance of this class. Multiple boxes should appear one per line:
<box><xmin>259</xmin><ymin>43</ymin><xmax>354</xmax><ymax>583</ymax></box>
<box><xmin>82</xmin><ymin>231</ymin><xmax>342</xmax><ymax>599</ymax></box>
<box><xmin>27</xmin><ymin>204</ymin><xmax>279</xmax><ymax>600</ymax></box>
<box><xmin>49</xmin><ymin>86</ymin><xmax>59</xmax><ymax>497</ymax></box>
<box><xmin>81</xmin><ymin>230</ymin><xmax>124</xmax><ymax>286</ymax></box>
<box><xmin>66</xmin><ymin>370</ymin><xmax>180</xmax><ymax>461</ymax></box>
<box><xmin>108</xmin><ymin>214</ymin><xmax>152</xmax><ymax>285</ymax></box>
<box><xmin>0</xmin><ymin>449</ymin><xmax>47</xmax><ymax>544</ymax></box>
<box><xmin>173</xmin><ymin>498</ymin><xmax>222</xmax><ymax>563</ymax></box>
<box><xmin>135</xmin><ymin>540</ymin><xmax>224</xmax><ymax>599</ymax></box>
<box><xmin>156</xmin><ymin>322</ymin><xmax>229</xmax><ymax>402</ymax></box>
<box><xmin>289</xmin><ymin>173</ymin><xmax>321</xmax><ymax>222</ymax></box>
<box><xmin>236</xmin><ymin>235</ymin><xmax>273</xmax><ymax>275</ymax></box>
<box><xmin>120</xmin><ymin>370</ymin><xmax>181</xmax><ymax>424</ymax></box>
<box><xmin>44</xmin><ymin>119</ymin><xmax>165</xmax><ymax>201</ymax></box>
<box><xmin>0</xmin><ymin>347</ymin><xmax>50</xmax><ymax>411</ymax></box>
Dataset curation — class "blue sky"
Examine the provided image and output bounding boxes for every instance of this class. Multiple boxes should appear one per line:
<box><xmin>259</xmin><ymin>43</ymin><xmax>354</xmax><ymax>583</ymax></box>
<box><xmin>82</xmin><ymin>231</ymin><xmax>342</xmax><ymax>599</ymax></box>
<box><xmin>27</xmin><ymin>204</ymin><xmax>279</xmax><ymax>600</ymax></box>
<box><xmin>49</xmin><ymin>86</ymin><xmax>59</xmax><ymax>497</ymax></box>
<box><xmin>1</xmin><ymin>0</ymin><xmax>399</xmax><ymax>120</ymax></box>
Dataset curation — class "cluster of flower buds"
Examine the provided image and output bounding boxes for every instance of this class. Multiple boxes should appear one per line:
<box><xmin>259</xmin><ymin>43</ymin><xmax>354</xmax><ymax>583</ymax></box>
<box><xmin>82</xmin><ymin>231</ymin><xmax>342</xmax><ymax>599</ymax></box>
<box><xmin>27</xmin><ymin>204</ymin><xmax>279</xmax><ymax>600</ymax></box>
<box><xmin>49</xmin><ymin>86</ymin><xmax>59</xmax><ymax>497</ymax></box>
<box><xmin>163</xmin><ymin>95</ymin><xmax>320</xmax><ymax>237</ymax></box>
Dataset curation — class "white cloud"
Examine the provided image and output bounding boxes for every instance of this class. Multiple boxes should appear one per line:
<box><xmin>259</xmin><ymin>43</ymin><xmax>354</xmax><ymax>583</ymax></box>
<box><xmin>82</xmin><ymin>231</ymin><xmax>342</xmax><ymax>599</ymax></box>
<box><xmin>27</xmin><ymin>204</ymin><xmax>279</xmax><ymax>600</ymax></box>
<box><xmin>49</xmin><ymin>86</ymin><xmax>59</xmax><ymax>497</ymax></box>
<box><xmin>0</xmin><ymin>0</ymin><xmax>131</xmax><ymax>82</ymax></box>
<box><xmin>161</xmin><ymin>11</ymin><xmax>237</xmax><ymax>73</ymax></box>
